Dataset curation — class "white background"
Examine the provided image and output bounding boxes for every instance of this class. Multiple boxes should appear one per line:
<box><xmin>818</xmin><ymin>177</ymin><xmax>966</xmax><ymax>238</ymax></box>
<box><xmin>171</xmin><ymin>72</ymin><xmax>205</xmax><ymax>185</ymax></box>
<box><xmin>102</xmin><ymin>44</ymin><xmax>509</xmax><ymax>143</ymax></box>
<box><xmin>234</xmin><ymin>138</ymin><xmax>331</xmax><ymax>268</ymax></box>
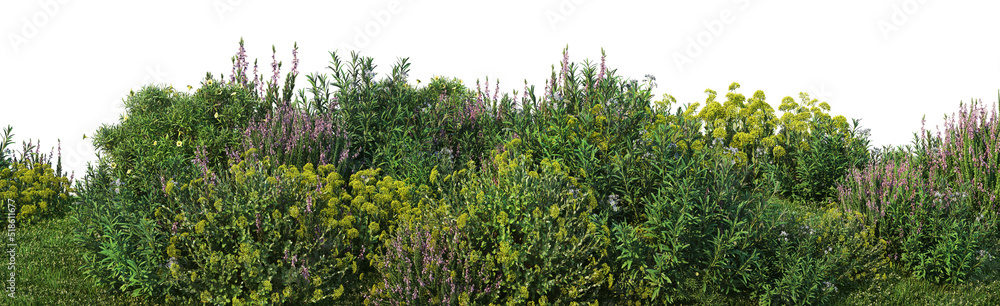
<box><xmin>2</xmin><ymin>0</ymin><xmax>999</xmax><ymax>178</ymax></box>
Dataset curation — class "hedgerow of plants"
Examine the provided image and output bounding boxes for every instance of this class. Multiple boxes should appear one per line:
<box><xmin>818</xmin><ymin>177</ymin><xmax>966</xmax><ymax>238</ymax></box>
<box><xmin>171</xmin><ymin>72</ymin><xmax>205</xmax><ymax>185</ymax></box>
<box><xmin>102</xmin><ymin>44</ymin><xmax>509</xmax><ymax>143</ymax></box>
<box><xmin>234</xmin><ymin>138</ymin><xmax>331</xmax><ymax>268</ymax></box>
<box><xmin>65</xmin><ymin>39</ymin><xmax>1000</xmax><ymax>304</ymax></box>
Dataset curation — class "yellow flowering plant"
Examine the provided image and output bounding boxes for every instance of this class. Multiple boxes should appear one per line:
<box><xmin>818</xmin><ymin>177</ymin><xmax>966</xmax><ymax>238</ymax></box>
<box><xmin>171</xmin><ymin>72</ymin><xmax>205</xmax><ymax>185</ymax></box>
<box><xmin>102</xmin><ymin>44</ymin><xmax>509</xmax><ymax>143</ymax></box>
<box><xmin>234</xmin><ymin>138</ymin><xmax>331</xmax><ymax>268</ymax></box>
<box><xmin>0</xmin><ymin>133</ymin><xmax>73</xmax><ymax>226</ymax></box>
<box><xmin>149</xmin><ymin>150</ymin><xmax>366</xmax><ymax>304</ymax></box>
<box><xmin>429</xmin><ymin>139</ymin><xmax>613</xmax><ymax>304</ymax></box>
<box><xmin>772</xmin><ymin>93</ymin><xmax>870</xmax><ymax>203</ymax></box>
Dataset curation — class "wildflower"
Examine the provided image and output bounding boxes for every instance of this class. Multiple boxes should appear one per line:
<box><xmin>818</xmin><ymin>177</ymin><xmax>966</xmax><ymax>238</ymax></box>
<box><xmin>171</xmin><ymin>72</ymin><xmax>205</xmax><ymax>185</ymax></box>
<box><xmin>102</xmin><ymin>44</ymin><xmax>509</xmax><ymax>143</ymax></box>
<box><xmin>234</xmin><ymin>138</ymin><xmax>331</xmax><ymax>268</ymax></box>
<box><xmin>214</xmin><ymin>112</ymin><xmax>219</xmax><ymax>119</ymax></box>
<box><xmin>187</xmin><ymin>85</ymin><xmax>193</xmax><ymax>90</ymax></box>
<box><xmin>207</xmin><ymin>80</ymin><xmax>214</xmax><ymax>86</ymax></box>
<box><xmin>153</xmin><ymin>141</ymin><xmax>158</xmax><ymax>146</ymax></box>
<box><xmin>176</xmin><ymin>141</ymin><xmax>183</xmax><ymax>147</ymax></box>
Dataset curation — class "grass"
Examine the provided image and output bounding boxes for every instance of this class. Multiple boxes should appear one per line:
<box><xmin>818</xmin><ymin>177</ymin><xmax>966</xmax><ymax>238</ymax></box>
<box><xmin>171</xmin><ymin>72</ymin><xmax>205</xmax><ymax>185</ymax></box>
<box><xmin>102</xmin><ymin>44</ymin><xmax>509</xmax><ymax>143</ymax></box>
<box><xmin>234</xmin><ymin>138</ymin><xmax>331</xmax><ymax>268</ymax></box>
<box><xmin>5</xmin><ymin>198</ymin><xmax>997</xmax><ymax>305</ymax></box>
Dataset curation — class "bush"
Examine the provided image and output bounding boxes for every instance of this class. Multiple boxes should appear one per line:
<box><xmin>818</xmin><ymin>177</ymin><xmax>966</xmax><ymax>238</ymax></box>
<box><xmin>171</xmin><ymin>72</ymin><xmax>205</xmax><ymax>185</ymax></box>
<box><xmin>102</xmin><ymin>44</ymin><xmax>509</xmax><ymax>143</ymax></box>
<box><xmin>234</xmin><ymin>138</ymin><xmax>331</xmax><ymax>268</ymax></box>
<box><xmin>366</xmin><ymin>201</ymin><xmax>499</xmax><ymax>305</ymax></box>
<box><xmin>0</xmin><ymin>135</ymin><xmax>73</xmax><ymax>226</ymax></box>
<box><xmin>611</xmin><ymin>137</ymin><xmax>777</xmax><ymax>303</ymax></box>
<box><xmin>514</xmin><ymin>48</ymin><xmax>658</xmax><ymax>221</ymax></box>
<box><xmin>428</xmin><ymin>139</ymin><xmax>613</xmax><ymax>304</ymax></box>
<box><xmin>155</xmin><ymin>150</ymin><xmax>364</xmax><ymax>304</ymax></box>
<box><xmin>74</xmin><ymin>41</ymin><xmax>291</xmax><ymax>299</ymax></box>
<box><xmin>773</xmin><ymin>93</ymin><xmax>870</xmax><ymax>203</ymax></box>
<box><xmin>72</xmin><ymin>161</ymin><xmax>167</xmax><ymax>297</ymax></box>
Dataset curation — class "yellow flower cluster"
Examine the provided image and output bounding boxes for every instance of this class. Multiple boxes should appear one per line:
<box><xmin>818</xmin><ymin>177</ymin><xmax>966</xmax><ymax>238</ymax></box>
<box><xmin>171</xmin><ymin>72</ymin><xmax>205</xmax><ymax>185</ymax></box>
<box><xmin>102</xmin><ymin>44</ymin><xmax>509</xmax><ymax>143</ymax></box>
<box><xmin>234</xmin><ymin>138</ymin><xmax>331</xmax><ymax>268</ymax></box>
<box><xmin>0</xmin><ymin>162</ymin><xmax>72</xmax><ymax>225</ymax></box>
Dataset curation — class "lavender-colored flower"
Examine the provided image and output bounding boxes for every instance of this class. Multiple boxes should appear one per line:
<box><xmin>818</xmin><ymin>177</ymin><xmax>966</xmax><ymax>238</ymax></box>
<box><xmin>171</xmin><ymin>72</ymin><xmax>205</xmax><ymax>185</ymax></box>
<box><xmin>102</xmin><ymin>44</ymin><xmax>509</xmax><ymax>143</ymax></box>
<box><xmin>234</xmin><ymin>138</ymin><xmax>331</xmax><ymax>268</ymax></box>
<box><xmin>270</xmin><ymin>46</ymin><xmax>280</xmax><ymax>89</ymax></box>
<box><xmin>291</xmin><ymin>43</ymin><xmax>299</xmax><ymax>76</ymax></box>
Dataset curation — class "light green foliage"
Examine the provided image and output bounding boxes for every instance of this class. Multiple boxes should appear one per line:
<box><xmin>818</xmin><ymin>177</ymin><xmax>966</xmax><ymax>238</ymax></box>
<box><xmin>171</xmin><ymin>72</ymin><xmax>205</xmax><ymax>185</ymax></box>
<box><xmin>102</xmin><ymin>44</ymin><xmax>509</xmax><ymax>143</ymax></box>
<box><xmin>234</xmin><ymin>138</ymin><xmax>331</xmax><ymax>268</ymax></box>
<box><xmin>694</xmin><ymin>83</ymin><xmax>780</xmax><ymax>168</ymax></box>
<box><xmin>90</xmin><ymin>78</ymin><xmax>261</xmax><ymax>197</ymax></box>
<box><xmin>0</xmin><ymin>152</ymin><xmax>73</xmax><ymax>226</ymax></box>
<box><xmin>157</xmin><ymin>151</ymin><xmax>357</xmax><ymax>304</ymax></box>
<box><xmin>432</xmin><ymin>139</ymin><xmax>612</xmax><ymax>304</ymax></box>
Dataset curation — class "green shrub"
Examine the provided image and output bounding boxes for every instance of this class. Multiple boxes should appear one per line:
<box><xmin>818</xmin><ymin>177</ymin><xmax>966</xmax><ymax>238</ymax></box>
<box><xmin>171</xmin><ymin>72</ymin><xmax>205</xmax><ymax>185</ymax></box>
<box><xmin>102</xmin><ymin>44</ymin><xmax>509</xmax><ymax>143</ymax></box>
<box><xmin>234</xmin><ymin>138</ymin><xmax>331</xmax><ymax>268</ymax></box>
<box><xmin>321</xmin><ymin>51</ymin><xmax>511</xmax><ymax>183</ymax></box>
<box><xmin>612</xmin><ymin>138</ymin><xmax>777</xmax><ymax>303</ymax></box>
<box><xmin>90</xmin><ymin>79</ymin><xmax>261</xmax><ymax>197</ymax></box>
<box><xmin>75</xmin><ymin>79</ymin><xmax>264</xmax><ymax>298</ymax></box>
<box><xmin>157</xmin><ymin>150</ymin><xmax>360</xmax><ymax>304</ymax></box>
<box><xmin>514</xmin><ymin>48</ymin><xmax>658</xmax><ymax>221</ymax></box>
<box><xmin>430</xmin><ymin>139</ymin><xmax>613</xmax><ymax>304</ymax></box>
<box><xmin>72</xmin><ymin>161</ymin><xmax>167</xmax><ymax>298</ymax></box>
<box><xmin>773</xmin><ymin>93</ymin><xmax>870</xmax><ymax>203</ymax></box>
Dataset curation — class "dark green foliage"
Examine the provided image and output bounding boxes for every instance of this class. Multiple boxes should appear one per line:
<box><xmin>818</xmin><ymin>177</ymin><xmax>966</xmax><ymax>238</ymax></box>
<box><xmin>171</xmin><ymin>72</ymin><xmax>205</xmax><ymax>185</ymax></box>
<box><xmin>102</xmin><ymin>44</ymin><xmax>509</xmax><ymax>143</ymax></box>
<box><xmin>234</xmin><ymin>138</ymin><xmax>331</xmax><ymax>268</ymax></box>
<box><xmin>612</xmin><ymin>140</ymin><xmax>776</xmax><ymax>302</ymax></box>
<box><xmin>72</xmin><ymin>162</ymin><xmax>167</xmax><ymax>298</ymax></box>
<box><xmin>790</xmin><ymin>116</ymin><xmax>871</xmax><ymax>202</ymax></box>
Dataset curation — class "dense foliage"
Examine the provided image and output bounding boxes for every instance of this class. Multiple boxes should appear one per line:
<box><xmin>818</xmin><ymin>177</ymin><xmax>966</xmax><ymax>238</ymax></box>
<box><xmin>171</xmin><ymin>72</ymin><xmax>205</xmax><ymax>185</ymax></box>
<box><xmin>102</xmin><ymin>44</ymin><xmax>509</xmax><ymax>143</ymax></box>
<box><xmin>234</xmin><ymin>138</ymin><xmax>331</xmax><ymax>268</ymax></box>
<box><xmin>53</xmin><ymin>40</ymin><xmax>999</xmax><ymax>305</ymax></box>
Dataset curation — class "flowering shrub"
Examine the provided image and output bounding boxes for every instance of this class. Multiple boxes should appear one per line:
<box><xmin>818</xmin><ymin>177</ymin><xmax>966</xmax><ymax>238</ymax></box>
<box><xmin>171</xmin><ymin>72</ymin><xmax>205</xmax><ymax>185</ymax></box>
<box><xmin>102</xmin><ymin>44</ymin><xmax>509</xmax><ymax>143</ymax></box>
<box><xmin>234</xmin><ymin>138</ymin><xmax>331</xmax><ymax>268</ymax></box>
<box><xmin>430</xmin><ymin>139</ymin><xmax>612</xmax><ymax>304</ymax></box>
<box><xmin>0</xmin><ymin>134</ymin><xmax>73</xmax><ymax>226</ymax></box>
<box><xmin>692</xmin><ymin>83</ymin><xmax>781</xmax><ymax>169</ymax></box>
<box><xmin>157</xmin><ymin>150</ymin><xmax>359</xmax><ymax>304</ymax></box>
<box><xmin>838</xmin><ymin>100</ymin><xmax>999</xmax><ymax>284</ymax></box>
<box><xmin>90</xmin><ymin>79</ymin><xmax>261</xmax><ymax>198</ymax></box>
<box><xmin>366</xmin><ymin>203</ymin><xmax>499</xmax><ymax>305</ymax></box>
<box><xmin>774</xmin><ymin>93</ymin><xmax>870</xmax><ymax>203</ymax></box>
<box><xmin>75</xmin><ymin>43</ymin><xmax>286</xmax><ymax>299</ymax></box>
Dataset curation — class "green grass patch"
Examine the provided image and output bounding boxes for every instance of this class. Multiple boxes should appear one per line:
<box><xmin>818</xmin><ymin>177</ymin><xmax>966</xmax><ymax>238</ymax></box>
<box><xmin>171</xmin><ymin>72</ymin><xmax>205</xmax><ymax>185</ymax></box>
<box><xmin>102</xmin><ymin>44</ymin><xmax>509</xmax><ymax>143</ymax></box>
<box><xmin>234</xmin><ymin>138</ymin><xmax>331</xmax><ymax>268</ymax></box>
<box><xmin>5</xmin><ymin>212</ymin><xmax>162</xmax><ymax>305</ymax></box>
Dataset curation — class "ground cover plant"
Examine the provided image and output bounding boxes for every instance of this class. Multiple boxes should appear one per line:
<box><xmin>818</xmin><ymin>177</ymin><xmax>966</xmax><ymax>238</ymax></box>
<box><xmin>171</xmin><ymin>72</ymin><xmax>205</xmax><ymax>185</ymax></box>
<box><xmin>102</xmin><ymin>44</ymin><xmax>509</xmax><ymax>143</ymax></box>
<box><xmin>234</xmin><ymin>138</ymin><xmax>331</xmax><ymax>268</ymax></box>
<box><xmin>3</xmin><ymin>40</ymin><xmax>998</xmax><ymax>305</ymax></box>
